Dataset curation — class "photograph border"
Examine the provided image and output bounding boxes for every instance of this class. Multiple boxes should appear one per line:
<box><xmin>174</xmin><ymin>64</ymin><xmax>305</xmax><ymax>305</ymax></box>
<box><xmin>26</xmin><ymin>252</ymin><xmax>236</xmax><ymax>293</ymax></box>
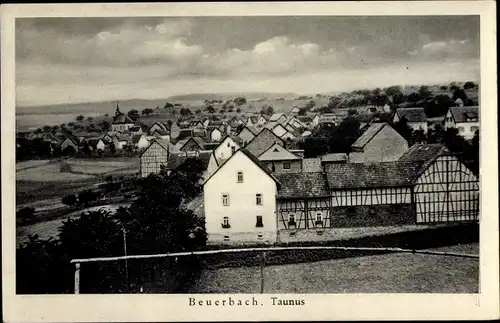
<box><xmin>2</xmin><ymin>2</ymin><xmax>498</xmax><ymax>322</ymax></box>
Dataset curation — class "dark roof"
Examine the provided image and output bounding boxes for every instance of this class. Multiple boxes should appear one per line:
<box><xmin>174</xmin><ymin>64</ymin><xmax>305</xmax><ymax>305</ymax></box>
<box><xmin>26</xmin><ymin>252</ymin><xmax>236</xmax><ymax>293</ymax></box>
<box><xmin>87</xmin><ymin>138</ymin><xmax>103</xmax><ymax>147</ymax></box>
<box><xmin>152</xmin><ymin>129</ymin><xmax>169</xmax><ymax>136</ymax></box>
<box><xmin>351</xmin><ymin>123</ymin><xmax>387</xmax><ymax>149</ymax></box>
<box><xmin>396</xmin><ymin>107</ymin><xmax>427</xmax><ymax>122</ymax></box>
<box><xmin>204</xmin><ymin>148</ymin><xmax>281</xmax><ymax>187</ymax></box>
<box><xmin>245</xmin><ymin>127</ymin><xmax>285</xmax><ymax>157</ymax></box>
<box><xmin>399</xmin><ymin>143</ymin><xmax>449</xmax><ymax>175</ymax></box>
<box><xmin>132</xmin><ymin>134</ymin><xmax>144</xmax><ymax>144</ymax></box>
<box><xmin>449</xmin><ymin>106</ymin><xmax>479</xmax><ymax>123</ymax></box>
<box><xmin>276</xmin><ymin>172</ymin><xmax>330</xmax><ymax>198</ymax></box>
<box><xmin>166</xmin><ymin>151</ymin><xmax>212</xmax><ymax>170</ymax></box>
<box><xmin>113</xmin><ymin>113</ymin><xmax>134</xmax><ymax>124</ymax></box>
<box><xmin>246</xmin><ymin>125</ymin><xmax>260</xmax><ymax>135</ymax></box>
<box><xmin>129</xmin><ymin>126</ymin><xmax>141</xmax><ymax>132</ymax></box>
<box><xmin>302</xmin><ymin>158</ymin><xmax>323</xmax><ymax>173</ymax></box>
<box><xmin>325</xmin><ymin>161</ymin><xmax>422</xmax><ymax>189</ymax></box>
<box><xmin>321</xmin><ymin>153</ymin><xmax>348</xmax><ymax>163</ymax></box>
<box><xmin>297</xmin><ymin>116</ymin><xmax>313</xmax><ymax>123</ymax></box>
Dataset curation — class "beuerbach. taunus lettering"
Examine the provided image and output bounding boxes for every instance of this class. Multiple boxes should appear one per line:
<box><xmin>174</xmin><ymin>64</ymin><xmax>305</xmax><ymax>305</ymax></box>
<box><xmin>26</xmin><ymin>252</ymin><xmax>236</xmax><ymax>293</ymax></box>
<box><xmin>271</xmin><ymin>297</ymin><xmax>306</xmax><ymax>306</ymax></box>
<box><xmin>189</xmin><ymin>297</ymin><xmax>261</xmax><ymax>306</ymax></box>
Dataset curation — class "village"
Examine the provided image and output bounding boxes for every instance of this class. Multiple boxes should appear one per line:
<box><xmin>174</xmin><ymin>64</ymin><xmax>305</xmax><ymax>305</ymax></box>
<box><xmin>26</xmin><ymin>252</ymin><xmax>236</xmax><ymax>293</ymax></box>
<box><xmin>16</xmin><ymin>82</ymin><xmax>480</xmax><ymax>294</ymax></box>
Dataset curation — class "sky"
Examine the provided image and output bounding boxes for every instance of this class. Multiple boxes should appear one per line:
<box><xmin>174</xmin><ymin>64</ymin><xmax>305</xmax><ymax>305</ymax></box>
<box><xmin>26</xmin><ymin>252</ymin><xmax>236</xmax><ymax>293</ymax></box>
<box><xmin>16</xmin><ymin>16</ymin><xmax>480</xmax><ymax>106</ymax></box>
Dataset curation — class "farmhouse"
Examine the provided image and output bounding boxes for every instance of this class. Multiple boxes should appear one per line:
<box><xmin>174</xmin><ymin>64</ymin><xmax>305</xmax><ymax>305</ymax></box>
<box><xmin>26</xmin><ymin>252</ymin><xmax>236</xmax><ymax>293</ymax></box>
<box><xmin>132</xmin><ymin>134</ymin><xmax>149</xmax><ymax>149</ymax></box>
<box><xmin>139</xmin><ymin>138</ymin><xmax>170</xmax><ymax>177</ymax></box>
<box><xmin>206</xmin><ymin>135</ymin><xmax>243</xmax><ymax>178</ymax></box>
<box><xmin>111</xmin><ymin>106</ymin><xmax>135</xmax><ymax>133</ymax></box>
<box><xmin>237</xmin><ymin>125</ymin><xmax>260</xmax><ymax>145</ymax></box>
<box><xmin>203</xmin><ymin>148</ymin><xmax>281</xmax><ymax>244</ymax></box>
<box><xmin>444</xmin><ymin>106</ymin><xmax>479</xmax><ymax>140</ymax></box>
<box><xmin>245</xmin><ymin>128</ymin><xmax>285</xmax><ymax>158</ymax></box>
<box><xmin>258</xmin><ymin>143</ymin><xmax>303</xmax><ymax>173</ymax></box>
<box><xmin>349</xmin><ymin>123</ymin><xmax>408</xmax><ymax>163</ymax></box>
<box><xmin>393</xmin><ymin>107</ymin><xmax>428</xmax><ymax>133</ymax></box>
<box><xmin>87</xmin><ymin>138</ymin><xmax>106</xmax><ymax>151</ymax></box>
<box><xmin>179</xmin><ymin>137</ymin><xmax>206</xmax><ymax>152</ymax></box>
<box><xmin>208</xmin><ymin>127</ymin><xmax>223</xmax><ymax>142</ymax></box>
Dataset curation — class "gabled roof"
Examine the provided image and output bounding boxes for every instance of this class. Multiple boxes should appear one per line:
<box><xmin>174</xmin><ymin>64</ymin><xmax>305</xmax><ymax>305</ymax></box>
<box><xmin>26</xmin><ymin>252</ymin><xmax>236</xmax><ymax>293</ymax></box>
<box><xmin>245</xmin><ymin>127</ymin><xmax>285</xmax><ymax>157</ymax></box>
<box><xmin>449</xmin><ymin>106</ymin><xmax>479</xmax><ymax>123</ymax></box>
<box><xmin>139</xmin><ymin>138</ymin><xmax>170</xmax><ymax>157</ymax></box>
<box><xmin>399</xmin><ymin>143</ymin><xmax>449</xmax><ymax>176</ymax></box>
<box><xmin>396</xmin><ymin>107</ymin><xmax>427</xmax><ymax>122</ymax></box>
<box><xmin>132</xmin><ymin>134</ymin><xmax>145</xmax><ymax>144</ymax></box>
<box><xmin>204</xmin><ymin>148</ymin><xmax>281</xmax><ymax>187</ymax></box>
<box><xmin>269</xmin><ymin>113</ymin><xmax>285</xmax><ymax>122</ymax></box>
<box><xmin>325</xmin><ymin>161</ymin><xmax>422</xmax><ymax>189</ymax></box>
<box><xmin>351</xmin><ymin>122</ymin><xmax>387</xmax><ymax>149</ymax></box>
<box><xmin>166</xmin><ymin>152</ymin><xmax>212</xmax><ymax>171</ymax></box>
<box><xmin>87</xmin><ymin>138</ymin><xmax>104</xmax><ymax>147</ymax></box>
<box><xmin>302</xmin><ymin>158</ymin><xmax>323</xmax><ymax>173</ymax></box>
<box><xmin>297</xmin><ymin>116</ymin><xmax>313</xmax><ymax>123</ymax></box>
<box><xmin>116</xmin><ymin>134</ymin><xmax>131</xmax><ymax>142</ymax></box>
<box><xmin>260</xmin><ymin>113</ymin><xmax>271</xmax><ymax>121</ymax></box>
<box><xmin>112</xmin><ymin>113</ymin><xmax>134</xmax><ymax>125</ymax></box>
<box><xmin>179</xmin><ymin>137</ymin><xmax>205</xmax><ymax>151</ymax></box>
<box><xmin>276</xmin><ymin>172</ymin><xmax>329</xmax><ymax>198</ymax></box>
<box><xmin>148</xmin><ymin>121</ymin><xmax>167</xmax><ymax>131</ymax></box>
<box><xmin>258</xmin><ymin>143</ymin><xmax>302</xmax><ymax>161</ymax></box>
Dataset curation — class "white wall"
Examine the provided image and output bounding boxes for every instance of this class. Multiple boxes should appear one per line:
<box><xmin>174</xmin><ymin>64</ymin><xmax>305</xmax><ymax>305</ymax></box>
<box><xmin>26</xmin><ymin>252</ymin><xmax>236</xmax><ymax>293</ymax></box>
<box><xmin>455</xmin><ymin>122</ymin><xmax>479</xmax><ymax>140</ymax></box>
<box><xmin>204</xmin><ymin>151</ymin><xmax>278</xmax><ymax>244</ymax></box>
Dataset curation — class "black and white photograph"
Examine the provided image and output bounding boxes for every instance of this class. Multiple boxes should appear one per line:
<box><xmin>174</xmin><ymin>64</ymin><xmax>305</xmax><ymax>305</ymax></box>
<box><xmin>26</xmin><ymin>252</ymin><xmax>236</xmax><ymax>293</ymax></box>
<box><xmin>2</xmin><ymin>2</ymin><xmax>498</xmax><ymax>322</ymax></box>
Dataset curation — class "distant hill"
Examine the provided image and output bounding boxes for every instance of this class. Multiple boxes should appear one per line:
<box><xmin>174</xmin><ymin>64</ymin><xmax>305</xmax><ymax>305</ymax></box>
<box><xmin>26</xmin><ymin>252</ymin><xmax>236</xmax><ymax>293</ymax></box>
<box><xmin>167</xmin><ymin>92</ymin><xmax>297</xmax><ymax>102</ymax></box>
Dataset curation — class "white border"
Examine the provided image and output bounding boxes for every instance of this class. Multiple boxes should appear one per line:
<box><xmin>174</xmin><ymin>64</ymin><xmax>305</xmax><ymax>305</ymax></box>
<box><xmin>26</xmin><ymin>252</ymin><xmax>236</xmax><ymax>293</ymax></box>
<box><xmin>2</xmin><ymin>2</ymin><xmax>498</xmax><ymax>322</ymax></box>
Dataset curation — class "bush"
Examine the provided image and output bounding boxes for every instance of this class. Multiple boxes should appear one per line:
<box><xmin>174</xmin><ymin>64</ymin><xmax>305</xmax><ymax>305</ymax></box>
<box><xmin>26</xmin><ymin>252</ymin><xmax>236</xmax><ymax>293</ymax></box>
<box><xmin>62</xmin><ymin>194</ymin><xmax>77</xmax><ymax>207</ymax></box>
<box><xmin>17</xmin><ymin>207</ymin><xmax>35</xmax><ymax>220</ymax></box>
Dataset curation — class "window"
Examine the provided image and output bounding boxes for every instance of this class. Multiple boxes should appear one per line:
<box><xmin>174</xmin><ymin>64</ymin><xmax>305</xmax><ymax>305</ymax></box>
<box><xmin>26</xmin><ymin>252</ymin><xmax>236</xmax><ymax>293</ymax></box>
<box><xmin>283</xmin><ymin>161</ymin><xmax>291</xmax><ymax>169</ymax></box>
<box><xmin>224</xmin><ymin>235</ymin><xmax>230</xmax><ymax>241</ymax></box>
<box><xmin>222</xmin><ymin>194</ymin><xmax>230</xmax><ymax>206</ymax></box>
<box><xmin>256</xmin><ymin>216</ymin><xmax>263</xmax><ymax>227</ymax></box>
<box><xmin>231</xmin><ymin>146</ymin><xmax>236</xmax><ymax>154</ymax></box>
<box><xmin>257</xmin><ymin>233</ymin><xmax>263</xmax><ymax>240</ymax></box>
<box><xmin>288</xmin><ymin>214</ymin><xmax>296</xmax><ymax>226</ymax></box>
<box><xmin>221</xmin><ymin>217</ymin><xmax>230</xmax><ymax>228</ymax></box>
<box><xmin>315</xmin><ymin>212</ymin><xmax>323</xmax><ymax>225</ymax></box>
<box><xmin>256</xmin><ymin>194</ymin><xmax>263</xmax><ymax>205</ymax></box>
<box><xmin>227</xmin><ymin>142</ymin><xmax>230</xmax><ymax>147</ymax></box>
<box><xmin>237</xmin><ymin>171</ymin><xmax>244</xmax><ymax>183</ymax></box>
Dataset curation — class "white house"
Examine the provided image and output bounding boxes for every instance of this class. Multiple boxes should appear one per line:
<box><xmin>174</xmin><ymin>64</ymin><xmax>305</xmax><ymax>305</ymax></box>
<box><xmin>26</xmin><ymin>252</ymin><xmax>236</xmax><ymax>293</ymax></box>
<box><xmin>204</xmin><ymin>148</ymin><xmax>281</xmax><ymax>244</ymax></box>
<box><xmin>88</xmin><ymin>138</ymin><xmax>106</xmax><ymax>151</ymax></box>
<box><xmin>206</xmin><ymin>135</ymin><xmax>242</xmax><ymax>178</ymax></box>
<box><xmin>444</xmin><ymin>106</ymin><xmax>479</xmax><ymax>140</ymax></box>
<box><xmin>209</xmin><ymin>128</ymin><xmax>223</xmax><ymax>142</ymax></box>
<box><xmin>392</xmin><ymin>107</ymin><xmax>428</xmax><ymax>133</ymax></box>
<box><xmin>132</xmin><ymin>134</ymin><xmax>150</xmax><ymax>149</ymax></box>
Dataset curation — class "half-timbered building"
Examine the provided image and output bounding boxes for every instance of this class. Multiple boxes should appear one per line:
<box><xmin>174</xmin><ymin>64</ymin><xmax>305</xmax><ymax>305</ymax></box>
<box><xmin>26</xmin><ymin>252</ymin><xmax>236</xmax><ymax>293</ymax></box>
<box><xmin>139</xmin><ymin>138</ymin><xmax>170</xmax><ymax>177</ymax></box>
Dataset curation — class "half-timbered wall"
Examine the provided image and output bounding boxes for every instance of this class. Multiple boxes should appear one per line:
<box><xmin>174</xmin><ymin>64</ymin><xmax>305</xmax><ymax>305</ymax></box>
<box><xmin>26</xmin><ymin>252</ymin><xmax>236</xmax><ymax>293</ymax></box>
<box><xmin>140</xmin><ymin>142</ymin><xmax>168</xmax><ymax>177</ymax></box>
<box><xmin>277</xmin><ymin>198</ymin><xmax>331</xmax><ymax>230</ymax></box>
<box><xmin>414</xmin><ymin>155</ymin><xmax>479</xmax><ymax>223</ymax></box>
<box><xmin>331</xmin><ymin>187</ymin><xmax>411</xmax><ymax>207</ymax></box>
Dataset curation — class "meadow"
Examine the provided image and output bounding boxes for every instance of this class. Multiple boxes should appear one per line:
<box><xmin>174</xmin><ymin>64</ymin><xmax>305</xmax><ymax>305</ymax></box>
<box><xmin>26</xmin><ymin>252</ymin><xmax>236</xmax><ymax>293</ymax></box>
<box><xmin>186</xmin><ymin>243</ymin><xmax>479</xmax><ymax>293</ymax></box>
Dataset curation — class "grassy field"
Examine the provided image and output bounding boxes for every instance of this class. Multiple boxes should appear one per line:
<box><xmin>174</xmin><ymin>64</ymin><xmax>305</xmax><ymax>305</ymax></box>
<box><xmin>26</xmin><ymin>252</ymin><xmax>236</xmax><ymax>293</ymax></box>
<box><xmin>186</xmin><ymin>243</ymin><xmax>479</xmax><ymax>294</ymax></box>
<box><xmin>16</xmin><ymin>157</ymin><xmax>139</xmax><ymax>204</ymax></box>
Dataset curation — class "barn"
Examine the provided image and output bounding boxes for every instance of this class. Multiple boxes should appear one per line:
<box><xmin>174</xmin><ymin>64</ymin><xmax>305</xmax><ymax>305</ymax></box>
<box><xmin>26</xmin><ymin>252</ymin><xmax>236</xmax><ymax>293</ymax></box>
<box><xmin>399</xmin><ymin>144</ymin><xmax>479</xmax><ymax>223</ymax></box>
<box><xmin>139</xmin><ymin>138</ymin><xmax>170</xmax><ymax>177</ymax></box>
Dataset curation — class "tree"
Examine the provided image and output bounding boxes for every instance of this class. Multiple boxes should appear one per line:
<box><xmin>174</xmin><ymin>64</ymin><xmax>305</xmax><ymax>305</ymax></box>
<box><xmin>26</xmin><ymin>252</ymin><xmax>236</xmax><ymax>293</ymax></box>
<box><xmin>17</xmin><ymin>207</ymin><xmax>35</xmax><ymax>221</ymax></box>
<box><xmin>99</xmin><ymin>120</ymin><xmax>111</xmax><ymax>132</ymax></box>
<box><xmin>234</xmin><ymin>97</ymin><xmax>247</xmax><ymax>105</ymax></box>
<box><xmin>386</xmin><ymin>85</ymin><xmax>402</xmax><ymax>97</ymax></box>
<box><xmin>78</xmin><ymin>189</ymin><xmax>99</xmax><ymax>206</ymax></box>
<box><xmin>206</xmin><ymin>106</ymin><xmax>215</xmax><ymax>114</ymax></box>
<box><xmin>87</xmin><ymin>116</ymin><xmax>94</xmax><ymax>122</ymax></box>
<box><xmin>42</xmin><ymin>125</ymin><xmax>52</xmax><ymax>133</ymax></box>
<box><xmin>418</xmin><ymin>85</ymin><xmax>432</xmax><ymax>98</ymax></box>
<box><xmin>180</xmin><ymin>108</ymin><xmax>193</xmax><ymax>116</ymax></box>
<box><xmin>62</xmin><ymin>145</ymin><xmax>76</xmax><ymax>156</ymax></box>
<box><xmin>452</xmin><ymin>88</ymin><xmax>468</xmax><ymax>102</ymax></box>
<box><xmin>81</xmin><ymin>140</ymin><xmax>91</xmax><ymax>157</ymax></box>
<box><xmin>440</xmin><ymin>85</ymin><xmax>448</xmax><ymax>91</ymax></box>
<box><xmin>142</xmin><ymin>108</ymin><xmax>154</xmax><ymax>116</ymax></box>
<box><xmin>298</xmin><ymin>107</ymin><xmax>308</xmax><ymax>116</ymax></box>
<box><xmin>195</xmin><ymin>109</ymin><xmax>202</xmax><ymax>114</ymax></box>
<box><xmin>164</xmin><ymin>102</ymin><xmax>174</xmax><ymax>109</ymax></box>
<box><xmin>407</xmin><ymin>92</ymin><xmax>421</xmax><ymax>103</ymax></box>
<box><xmin>76</xmin><ymin>115</ymin><xmax>85</xmax><ymax>122</ymax></box>
<box><xmin>260</xmin><ymin>105</ymin><xmax>274</xmax><ymax>116</ymax></box>
<box><xmin>62</xmin><ymin>194</ymin><xmax>77</xmax><ymax>207</ymax></box>
<box><xmin>109</xmin><ymin>142</ymin><xmax>116</xmax><ymax>155</ymax></box>
<box><xmin>127</xmin><ymin>109</ymin><xmax>140</xmax><ymax>121</ymax></box>
<box><xmin>449</xmin><ymin>82</ymin><xmax>459</xmax><ymax>91</ymax></box>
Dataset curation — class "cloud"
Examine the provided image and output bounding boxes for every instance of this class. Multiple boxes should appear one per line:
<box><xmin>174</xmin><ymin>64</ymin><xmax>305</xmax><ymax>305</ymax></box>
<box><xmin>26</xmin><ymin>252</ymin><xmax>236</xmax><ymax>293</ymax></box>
<box><xmin>410</xmin><ymin>39</ymin><xmax>478</xmax><ymax>60</ymax></box>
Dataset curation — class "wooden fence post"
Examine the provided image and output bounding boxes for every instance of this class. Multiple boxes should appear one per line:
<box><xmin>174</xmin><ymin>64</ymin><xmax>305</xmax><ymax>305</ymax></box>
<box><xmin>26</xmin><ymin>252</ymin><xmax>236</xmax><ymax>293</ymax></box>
<box><xmin>74</xmin><ymin>262</ymin><xmax>80</xmax><ymax>294</ymax></box>
<box><xmin>260</xmin><ymin>251</ymin><xmax>266</xmax><ymax>294</ymax></box>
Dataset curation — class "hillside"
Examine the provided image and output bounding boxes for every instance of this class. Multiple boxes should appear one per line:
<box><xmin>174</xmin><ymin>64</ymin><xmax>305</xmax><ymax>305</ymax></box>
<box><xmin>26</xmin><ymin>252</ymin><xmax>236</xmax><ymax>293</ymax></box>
<box><xmin>167</xmin><ymin>92</ymin><xmax>297</xmax><ymax>102</ymax></box>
